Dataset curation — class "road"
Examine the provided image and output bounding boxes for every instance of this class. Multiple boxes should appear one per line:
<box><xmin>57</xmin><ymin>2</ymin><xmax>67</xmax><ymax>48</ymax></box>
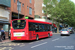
<box><xmin>0</xmin><ymin>34</ymin><xmax>75</xmax><ymax>50</ymax></box>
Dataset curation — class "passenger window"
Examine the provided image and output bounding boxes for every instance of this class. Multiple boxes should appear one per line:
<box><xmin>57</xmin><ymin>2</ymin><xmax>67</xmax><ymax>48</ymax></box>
<box><xmin>35</xmin><ymin>24</ymin><xmax>39</xmax><ymax>32</ymax></box>
<box><xmin>39</xmin><ymin>24</ymin><xmax>43</xmax><ymax>32</ymax></box>
<box><xmin>29</xmin><ymin>23</ymin><xmax>34</xmax><ymax>31</ymax></box>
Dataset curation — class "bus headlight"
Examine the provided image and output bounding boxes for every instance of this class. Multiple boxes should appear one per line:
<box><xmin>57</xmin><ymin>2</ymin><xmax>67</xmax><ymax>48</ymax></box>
<box><xmin>11</xmin><ymin>27</ymin><xmax>12</xmax><ymax>29</ymax></box>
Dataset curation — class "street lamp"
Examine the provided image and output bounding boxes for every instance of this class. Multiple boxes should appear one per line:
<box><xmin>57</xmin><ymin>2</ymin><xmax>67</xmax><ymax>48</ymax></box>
<box><xmin>18</xmin><ymin>0</ymin><xmax>19</xmax><ymax>19</ymax></box>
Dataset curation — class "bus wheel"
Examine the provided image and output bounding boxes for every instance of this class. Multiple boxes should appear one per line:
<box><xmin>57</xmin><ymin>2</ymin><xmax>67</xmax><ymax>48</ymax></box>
<box><xmin>48</xmin><ymin>33</ymin><xmax>50</xmax><ymax>38</ymax></box>
<box><xmin>36</xmin><ymin>35</ymin><xmax>39</xmax><ymax>41</ymax></box>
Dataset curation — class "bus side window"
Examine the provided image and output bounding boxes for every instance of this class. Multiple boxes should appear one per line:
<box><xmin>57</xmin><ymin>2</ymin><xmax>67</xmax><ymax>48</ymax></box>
<box><xmin>48</xmin><ymin>25</ymin><xmax>50</xmax><ymax>31</ymax></box>
<box><xmin>39</xmin><ymin>24</ymin><xmax>43</xmax><ymax>32</ymax></box>
<box><xmin>29</xmin><ymin>23</ymin><xmax>34</xmax><ymax>31</ymax></box>
<box><xmin>29</xmin><ymin>23</ymin><xmax>31</xmax><ymax>31</ymax></box>
<box><xmin>42</xmin><ymin>24</ymin><xmax>45</xmax><ymax>31</ymax></box>
<box><xmin>33</xmin><ymin>23</ymin><xmax>36</xmax><ymax>30</ymax></box>
<box><xmin>35</xmin><ymin>24</ymin><xmax>39</xmax><ymax>32</ymax></box>
<box><xmin>44</xmin><ymin>24</ymin><xmax>48</xmax><ymax>31</ymax></box>
<box><xmin>50</xmin><ymin>25</ymin><xmax>52</xmax><ymax>31</ymax></box>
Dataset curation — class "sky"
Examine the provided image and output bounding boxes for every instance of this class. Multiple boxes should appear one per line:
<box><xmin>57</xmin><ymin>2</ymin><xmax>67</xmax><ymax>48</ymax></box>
<box><xmin>71</xmin><ymin>0</ymin><xmax>75</xmax><ymax>3</ymax></box>
<box><xmin>57</xmin><ymin>0</ymin><xmax>75</xmax><ymax>3</ymax></box>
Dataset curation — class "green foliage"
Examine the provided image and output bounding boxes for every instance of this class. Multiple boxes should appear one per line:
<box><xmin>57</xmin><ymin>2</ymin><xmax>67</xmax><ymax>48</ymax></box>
<box><xmin>43</xmin><ymin>0</ymin><xmax>75</xmax><ymax>27</ymax></box>
<box><xmin>35</xmin><ymin>15</ymin><xmax>40</xmax><ymax>18</ymax></box>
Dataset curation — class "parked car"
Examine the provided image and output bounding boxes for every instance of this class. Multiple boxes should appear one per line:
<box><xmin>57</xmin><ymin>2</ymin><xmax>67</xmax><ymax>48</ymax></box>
<box><xmin>68</xmin><ymin>27</ymin><xmax>74</xmax><ymax>34</ymax></box>
<box><xmin>60</xmin><ymin>29</ymin><xmax>70</xmax><ymax>36</ymax></box>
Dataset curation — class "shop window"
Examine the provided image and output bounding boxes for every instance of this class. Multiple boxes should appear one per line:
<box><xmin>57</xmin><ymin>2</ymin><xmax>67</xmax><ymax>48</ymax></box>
<box><xmin>3</xmin><ymin>25</ymin><xmax>9</xmax><ymax>32</ymax></box>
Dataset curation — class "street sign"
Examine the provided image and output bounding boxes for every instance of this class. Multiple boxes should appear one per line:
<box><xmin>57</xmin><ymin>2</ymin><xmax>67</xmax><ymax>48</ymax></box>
<box><xmin>17</xmin><ymin>20</ymin><xmax>21</xmax><ymax>22</ymax></box>
<box><xmin>25</xmin><ymin>16</ymin><xmax>29</xmax><ymax>19</ymax></box>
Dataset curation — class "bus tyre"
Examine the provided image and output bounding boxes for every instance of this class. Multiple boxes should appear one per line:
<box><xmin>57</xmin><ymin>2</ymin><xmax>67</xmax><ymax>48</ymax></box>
<box><xmin>48</xmin><ymin>33</ymin><xmax>50</xmax><ymax>38</ymax></box>
<box><xmin>36</xmin><ymin>35</ymin><xmax>39</xmax><ymax>41</ymax></box>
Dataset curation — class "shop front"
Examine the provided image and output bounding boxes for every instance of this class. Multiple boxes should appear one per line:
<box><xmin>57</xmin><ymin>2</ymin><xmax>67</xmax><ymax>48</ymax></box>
<box><xmin>12</xmin><ymin>12</ymin><xmax>24</xmax><ymax>20</ymax></box>
<box><xmin>0</xmin><ymin>20</ymin><xmax>10</xmax><ymax>39</ymax></box>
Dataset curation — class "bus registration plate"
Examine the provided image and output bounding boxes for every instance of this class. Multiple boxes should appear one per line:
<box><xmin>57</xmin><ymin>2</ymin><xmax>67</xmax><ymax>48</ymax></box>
<box><xmin>17</xmin><ymin>37</ymin><xmax>21</xmax><ymax>38</ymax></box>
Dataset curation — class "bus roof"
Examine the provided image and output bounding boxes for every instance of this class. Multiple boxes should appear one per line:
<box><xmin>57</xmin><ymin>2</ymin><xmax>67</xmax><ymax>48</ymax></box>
<box><xmin>28</xmin><ymin>19</ymin><xmax>52</xmax><ymax>24</ymax></box>
<box><xmin>11</xmin><ymin>19</ymin><xmax>52</xmax><ymax>25</ymax></box>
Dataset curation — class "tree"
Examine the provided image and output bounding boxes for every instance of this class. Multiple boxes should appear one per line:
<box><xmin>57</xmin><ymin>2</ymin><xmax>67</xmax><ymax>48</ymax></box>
<box><xmin>35</xmin><ymin>15</ymin><xmax>40</xmax><ymax>18</ymax></box>
<box><xmin>43</xmin><ymin>0</ymin><xmax>75</xmax><ymax>33</ymax></box>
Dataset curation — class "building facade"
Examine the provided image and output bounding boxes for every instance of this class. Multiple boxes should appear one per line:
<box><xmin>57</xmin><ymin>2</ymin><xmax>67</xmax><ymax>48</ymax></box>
<box><xmin>34</xmin><ymin>0</ymin><xmax>52</xmax><ymax>22</ymax></box>
<box><xmin>0</xmin><ymin>0</ymin><xmax>35</xmax><ymax>38</ymax></box>
<box><xmin>0</xmin><ymin>0</ymin><xmax>11</xmax><ymax>37</ymax></box>
<box><xmin>34</xmin><ymin>0</ymin><xmax>45</xmax><ymax>18</ymax></box>
<box><xmin>10</xmin><ymin>0</ymin><xmax>34</xmax><ymax>21</ymax></box>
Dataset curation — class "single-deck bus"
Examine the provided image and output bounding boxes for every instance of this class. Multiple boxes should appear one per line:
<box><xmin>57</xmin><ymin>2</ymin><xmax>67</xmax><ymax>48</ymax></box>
<box><xmin>11</xmin><ymin>19</ymin><xmax>53</xmax><ymax>41</ymax></box>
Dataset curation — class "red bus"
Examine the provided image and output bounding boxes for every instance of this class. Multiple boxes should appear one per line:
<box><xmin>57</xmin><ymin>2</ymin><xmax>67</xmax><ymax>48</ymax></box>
<box><xmin>11</xmin><ymin>19</ymin><xmax>53</xmax><ymax>41</ymax></box>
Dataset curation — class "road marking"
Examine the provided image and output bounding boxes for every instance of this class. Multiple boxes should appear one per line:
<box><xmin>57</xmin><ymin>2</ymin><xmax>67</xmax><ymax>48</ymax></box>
<box><xmin>29</xmin><ymin>41</ymin><xmax>39</xmax><ymax>44</ymax></box>
<box><xmin>40</xmin><ymin>40</ymin><xmax>44</xmax><ymax>41</ymax></box>
<box><xmin>0</xmin><ymin>47</ymin><xmax>14</xmax><ymax>50</ymax></box>
<box><xmin>20</xmin><ymin>45</ymin><xmax>25</xmax><ymax>47</ymax></box>
<box><xmin>36</xmin><ymin>41</ymin><xmax>39</xmax><ymax>42</ymax></box>
<box><xmin>62</xmin><ymin>36</ymin><xmax>67</xmax><ymax>38</ymax></box>
<box><xmin>52</xmin><ymin>38</ymin><xmax>60</xmax><ymax>41</ymax></box>
<box><xmin>29</xmin><ymin>42</ymin><xmax>33</xmax><ymax>44</ymax></box>
<box><xmin>31</xmin><ymin>42</ymin><xmax>47</xmax><ymax>48</ymax></box>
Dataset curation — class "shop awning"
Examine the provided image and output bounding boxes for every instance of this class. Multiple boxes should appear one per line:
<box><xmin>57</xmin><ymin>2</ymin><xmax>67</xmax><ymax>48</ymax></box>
<box><xmin>0</xmin><ymin>21</ymin><xmax>10</xmax><ymax>24</ymax></box>
<box><xmin>59</xmin><ymin>25</ymin><xmax>63</xmax><ymax>27</ymax></box>
<box><xmin>53</xmin><ymin>24</ymin><xmax>57</xmax><ymax>28</ymax></box>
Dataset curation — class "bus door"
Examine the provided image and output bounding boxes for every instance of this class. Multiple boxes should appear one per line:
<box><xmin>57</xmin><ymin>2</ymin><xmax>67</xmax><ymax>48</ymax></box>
<box><xmin>29</xmin><ymin>31</ymin><xmax>36</xmax><ymax>39</ymax></box>
<box><xmin>29</xmin><ymin>23</ymin><xmax>36</xmax><ymax>39</ymax></box>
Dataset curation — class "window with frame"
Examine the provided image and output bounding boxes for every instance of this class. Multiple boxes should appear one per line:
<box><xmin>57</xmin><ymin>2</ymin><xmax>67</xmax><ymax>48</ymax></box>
<box><xmin>3</xmin><ymin>25</ymin><xmax>9</xmax><ymax>32</ymax></box>
<box><xmin>12</xmin><ymin>20</ymin><xmax>26</xmax><ymax>29</ymax></box>
<box><xmin>44</xmin><ymin>25</ymin><xmax>47</xmax><ymax>31</ymax></box>
<box><xmin>29</xmin><ymin>22</ymin><xmax>52</xmax><ymax>32</ymax></box>
<box><xmin>35</xmin><ymin>24</ymin><xmax>39</xmax><ymax>32</ymax></box>
<box><xmin>17</xmin><ymin>1</ymin><xmax>21</xmax><ymax>11</ymax></box>
<box><xmin>27</xmin><ymin>6</ymin><xmax>28</xmax><ymax>9</ymax></box>
<box><xmin>29</xmin><ymin>22</ymin><xmax>36</xmax><ymax>31</ymax></box>
<box><xmin>30</xmin><ymin>0</ymin><xmax>32</xmax><ymax>3</ymax></box>
<box><xmin>39</xmin><ymin>24</ymin><xmax>43</xmax><ymax>32</ymax></box>
<box><xmin>39</xmin><ymin>24</ymin><xmax>45</xmax><ymax>32</ymax></box>
<box><xmin>49</xmin><ymin>25</ymin><xmax>52</xmax><ymax>31</ymax></box>
<box><xmin>29</xmin><ymin>23</ymin><xmax>34</xmax><ymax>31</ymax></box>
<box><xmin>29</xmin><ymin>7</ymin><xmax>32</xmax><ymax>15</ymax></box>
<box><xmin>14</xmin><ymin>0</ymin><xmax>16</xmax><ymax>3</ymax></box>
<box><xmin>22</xmin><ymin>4</ymin><xmax>24</xmax><ymax>7</ymax></box>
<box><xmin>47</xmin><ymin>25</ymin><xmax>50</xmax><ymax>31</ymax></box>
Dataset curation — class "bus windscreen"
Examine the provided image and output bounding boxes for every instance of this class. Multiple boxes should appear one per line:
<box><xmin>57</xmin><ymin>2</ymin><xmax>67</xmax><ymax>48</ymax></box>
<box><xmin>12</xmin><ymin>20</ymin><xmax>26</xmax><ymax>29</ymax></box>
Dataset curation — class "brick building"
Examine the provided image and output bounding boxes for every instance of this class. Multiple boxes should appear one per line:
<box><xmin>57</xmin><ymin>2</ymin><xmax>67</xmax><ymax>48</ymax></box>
<box><xmin>34</xmin><ymin>0</ymin><xmax>44</xmax><ymax>18</ymax></box>
<box><xmin>10</xmin><ymin>0</ymin><xmax>34</xmax><ymax>21</ymax></box>
<box><xmin>0</xmin><ymin>0</ymin><xmax>35</xmax><ymax>38</ymax></box>
<box><xmin>34</xmin><ymin>0</ymin><xmax>52</xmax><ymax>22</ymax></box>
<box><xmin>34</xmin><ymin>0</ymin><xmax>47</xmax><ymax>19</ymax></box>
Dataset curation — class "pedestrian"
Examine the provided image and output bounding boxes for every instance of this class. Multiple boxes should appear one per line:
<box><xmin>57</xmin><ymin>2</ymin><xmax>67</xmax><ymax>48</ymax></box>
<box><xmin>9</xmin><ymin>29</ymin><xmax>11</xmax><ymax>39</ymax></box>
<box><xmin>1</xmin><ymin>28</ymin><xmax>5</xmax><ymax>40</ymax></box>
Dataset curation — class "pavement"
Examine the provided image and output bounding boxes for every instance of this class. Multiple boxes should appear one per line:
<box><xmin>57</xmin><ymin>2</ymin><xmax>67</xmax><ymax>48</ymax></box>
<box><xmin>0</xmin><ymin>33</ymin><xmax>75</xmax><ymax>50</ymax></box>
<box><xmin>0</xmin><ymin>33</ymin><xmax>59</xmax><ymax>44</ymax></box>
<box><xmin>0</xmin><ymin>38</ymin><xmax>11</xmax><ymax>44</ymax></box>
